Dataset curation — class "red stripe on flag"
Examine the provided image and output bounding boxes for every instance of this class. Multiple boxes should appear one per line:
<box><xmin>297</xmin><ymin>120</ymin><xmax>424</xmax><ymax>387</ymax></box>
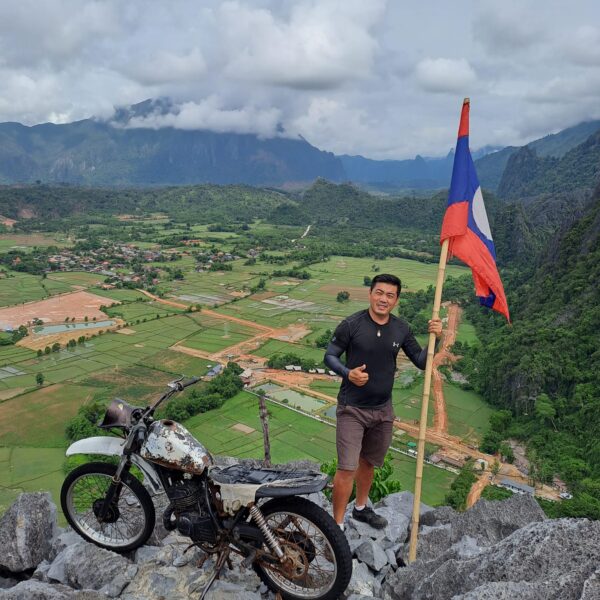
<box><xmin>448</xmin><ymin>228</ymin><xmax>510</xmax><ymax>322</ymax></box>
<box><xmin>458</xmin><ymin>100</ymin><xmax>469</xmax><ymax>138</ymax></box>
<box><xmin>440</xmin><ymin>201</ymin><xmax>469</xmax><ymax>241</ymax></box>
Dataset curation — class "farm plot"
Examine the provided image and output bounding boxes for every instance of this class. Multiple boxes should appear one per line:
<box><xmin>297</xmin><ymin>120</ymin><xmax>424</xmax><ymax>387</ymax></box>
<box><xmin>182</xmin><ymin>320</ymin><xmax>257</xmax><ymax>354</ymax></box>
<box><xmin>0</xmin><ymin>314</ymin><xmax>202</xmax><ymax>393</ymax></box>
<box><xmin>215</xmin><ymin>298</ymin><xmax>308</xmax><ymax>328</ymax></box>
<box><xmin>254</xmin><ymin>339</ymin><xmax>326</xmax><ymax>364</ymax></box>
<box><xmin>0</xmin><ymin>447</ymin><xmax>66</xmax><ymax>519</ymax></box>
<box><xmin>105</xmin><ymin>300</ymin><xmax>185</xmax><ymax>322</ymax></box>
<box><xmin>0</xmin><ymin>290</ymin><xmax>113</xmax><ymax>329</ymax></box>
<box><xmin>0</xmin><ymin>233</ymin><xmax>69</xmax><ymax>251</ymax></box>
<box><xmin>0</xmin><ymin>272</ymin><xmax>72</xmax><ymax>307</ymax></box>
<box><xmin>443</xmin><ymin>383</ymin><xmax>494</xmax><ymax>443</ymax></box>
<box><xmin>307</xmin><ymin>256</ymin><xmax>468</xmax><ymax>293</ymax></box>
<box><xmin>185</xmin><ymin>391</ymin><xmax>453</xmax><ymax>505</ymax></box>
<box><xmin>45</xmin><ymin>271</ymin><xmax>105</xmax><ymax>288</ymax></box>
<box><xmin>0</xmin><ymin>383</ymin><xmax>93</xmax><ymax>446</ymax></box>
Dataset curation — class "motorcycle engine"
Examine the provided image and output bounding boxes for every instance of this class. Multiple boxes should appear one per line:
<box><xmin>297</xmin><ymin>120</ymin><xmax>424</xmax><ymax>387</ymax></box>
<box><xmin>163</xmin><ymin>479</ymin><xmax>217</xmax><ymax>544</ymax></box>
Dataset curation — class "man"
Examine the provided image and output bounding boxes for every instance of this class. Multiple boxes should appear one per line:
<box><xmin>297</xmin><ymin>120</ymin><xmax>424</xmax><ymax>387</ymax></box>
<box><xmin>324</xmin><ymin>273</ymin><xmax>442</xmax><ymax>529</ymax></box>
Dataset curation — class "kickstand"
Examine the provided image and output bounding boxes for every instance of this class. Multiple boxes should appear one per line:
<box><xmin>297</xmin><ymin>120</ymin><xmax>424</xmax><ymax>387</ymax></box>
<box><xmin>199</xmin><ymin>547</ymin><xmax>231</xmax><ymax>600</ymax></box>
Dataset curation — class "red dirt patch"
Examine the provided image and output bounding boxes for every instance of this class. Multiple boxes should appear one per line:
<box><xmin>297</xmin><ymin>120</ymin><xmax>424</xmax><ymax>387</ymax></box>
<box><xmin>0</xmin><ymin>291</ymin><xmax>115</xmax><ymax>329</ymax></box>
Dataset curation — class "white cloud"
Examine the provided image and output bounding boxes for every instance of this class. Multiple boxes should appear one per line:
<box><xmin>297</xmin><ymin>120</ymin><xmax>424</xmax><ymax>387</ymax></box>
<box><xmin>120</xmin><ymin>48</ymin><xmax>207</xmax><ymax>86</ymax></box>
<box><xmin>415</xmin><ymin>58</ymin><xmax>476</xmax><ymax>94</ymax></box>
<box><xmin>126</xmin><ymin>96</ymin><xmax>282</xmax><ymax>138</ymax></box>
<box><xmin>1</xmin><ymin>0</ymin><xmax>600</xmax><ymax>158</ymax></box>
<box><xmin>472</xmin><ymin>3</ymin><xmax>545</xmax><ymax>54</ymax></box>
<box><xmin>218</xmin><ymin>0</ymin><xmax>385</xmax><ymax>89</ymax></box>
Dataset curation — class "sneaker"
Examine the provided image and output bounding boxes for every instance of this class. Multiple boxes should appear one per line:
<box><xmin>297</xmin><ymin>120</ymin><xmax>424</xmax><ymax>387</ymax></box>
<box><xmin>351</xmin><ymin>506</ymin><xmax>387</xmax><ymax>529</ymax></box>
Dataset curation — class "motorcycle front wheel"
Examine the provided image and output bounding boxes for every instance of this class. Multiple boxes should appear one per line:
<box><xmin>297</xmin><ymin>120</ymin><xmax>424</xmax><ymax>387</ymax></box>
<box><xmin>253</xmin><ymin>496</ymin><xmax>352</xmax><ymax>600</ymax></box>
<box><xmin>60</xmin><ymin>461</ymin><xmax>155</xmax><ymax>552</ymax></box>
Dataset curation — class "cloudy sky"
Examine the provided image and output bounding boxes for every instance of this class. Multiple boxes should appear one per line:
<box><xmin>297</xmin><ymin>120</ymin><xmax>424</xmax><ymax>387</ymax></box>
<box><xmin>1</xmin><ymin>0</ymin><xmax>599</xmax><ymax>159</ymax></box>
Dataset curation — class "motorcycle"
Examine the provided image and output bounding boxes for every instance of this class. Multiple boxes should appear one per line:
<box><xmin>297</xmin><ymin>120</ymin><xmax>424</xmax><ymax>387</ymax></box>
<box><xmin>60</xmin><ymin>376</ymin><xmax>352</xmax><ymax>600</ymax></box>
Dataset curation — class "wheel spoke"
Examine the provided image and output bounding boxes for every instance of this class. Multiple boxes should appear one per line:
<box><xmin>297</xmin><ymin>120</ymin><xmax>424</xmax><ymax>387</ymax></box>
<box><xmin>259</xmin><ymin>510</ymin><xmax>337</xmax><ymax>598</ymax></box>
<box><xmin>66</xmin><ymin>471</ymin><xmax>148</xmax><ymax>548</ymax></box>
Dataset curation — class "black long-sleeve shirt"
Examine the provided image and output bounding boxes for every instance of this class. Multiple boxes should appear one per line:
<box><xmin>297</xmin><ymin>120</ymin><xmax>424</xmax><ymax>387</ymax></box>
<box><xmin>324</xmin><ymin>309</ymin><xmax>435</xmax><ymax>408</ymax></box>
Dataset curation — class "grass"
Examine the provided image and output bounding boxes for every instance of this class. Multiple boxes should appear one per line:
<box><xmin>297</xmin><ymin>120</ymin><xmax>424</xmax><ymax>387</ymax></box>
<box><xmin>443</xmin><ymin>383</ymin><xmax>494</xmax><ymax>443</ymax></box>
<box><xmin>0</xmin><ymin>272</ymin><xmax>72</xmax><ymax>306</ymax></box>
<box><xmin>0</xmin><ymin>447</ymin><xmax>66</xmax><ymax>518</ymax></box>
<box><xmin>0</xmin><ymin>384</ymin><xmax>93</xmax><ymax>447</ymax></box>
<box><xmin>45</xmin><ymin>271</ymin><xmax>106</xmax><ymax>287</ymax></box>
<box><xmin>254</xmin><ymin>339</ymin><xmax>326</xmax><ymax>364</ymax></box>
<box><xmin>185</xmin><ymin>390</ymin><xmax>454</xmax><ymax>505</ymax></box>
<box><xmin>455</xmin><ymin>319</ymin><xmax>478</xmax><ymax>345</ymax></box>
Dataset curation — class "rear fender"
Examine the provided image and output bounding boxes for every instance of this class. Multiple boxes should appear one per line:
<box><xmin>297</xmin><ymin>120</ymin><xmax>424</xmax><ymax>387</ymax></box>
<box><xmin>65</xmin><ymin>436</ymin><xmax>164</xmax><ymax>494</ymax></box>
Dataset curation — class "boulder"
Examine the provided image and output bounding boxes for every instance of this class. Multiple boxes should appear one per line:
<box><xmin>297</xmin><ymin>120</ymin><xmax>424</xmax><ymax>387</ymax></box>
<box><xmin>354</xmin><ymin>540</ymin><xmax>389</xmax><ymax>571</ymax></box>
<box><xmin>0</xmin><ymin>580</ymin><xmax>105</xmax><ymax>599</ymax></box>
<box><xmin>402</xmin><ymin>493</ymin><xmax>546</xmax><ymax>563</ymax></box>
<box><xmin>47</xmin><ymin>541</ymin><xmax>137</xmax><ymax>597</ymax></box>
<box><xmin>0</xmin><ymin>493</ymin><xmax>57</xmax><ymax>572</ymax></box>
<box><xmin>346</xmin><ymin>559</ymin><xmax>380</xmax><ymax>598</ymax></box>
<box><xmin>385</xmin><ymin>518</ymin><xmax>600</xmax><ymax>600</ymax></box>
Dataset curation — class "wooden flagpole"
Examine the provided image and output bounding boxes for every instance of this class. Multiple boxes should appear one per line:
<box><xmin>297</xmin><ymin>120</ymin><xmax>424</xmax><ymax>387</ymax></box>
<box><xmin>408</xmin><ymin>237</ymin><xmax>450</xmax><ymax>562</ymax></box>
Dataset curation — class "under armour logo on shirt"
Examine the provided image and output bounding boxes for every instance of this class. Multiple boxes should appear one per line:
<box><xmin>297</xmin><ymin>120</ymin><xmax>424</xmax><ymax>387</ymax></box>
<box><xmin>392</xmin><ymin>342</ymin><xmax>400</xmax><ymax>348</ymax></box>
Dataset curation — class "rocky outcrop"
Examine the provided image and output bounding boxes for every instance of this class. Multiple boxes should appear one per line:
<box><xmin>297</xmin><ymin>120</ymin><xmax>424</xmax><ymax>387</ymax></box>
<box><xmin>0</xmin><ymin>492</ymin><xmax>57</xmax><ymax>572</ymax></box>
<box><xmin>0</xmin><ymin>490</ymin><xmax>598</xmax><ymax>600</ymax></box>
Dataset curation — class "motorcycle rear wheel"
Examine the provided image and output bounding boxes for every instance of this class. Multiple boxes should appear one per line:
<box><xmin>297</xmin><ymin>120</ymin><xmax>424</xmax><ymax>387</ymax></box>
<box><xmin>61</xmin><ymin>461</ymin><xmax>155</xmax><ymax>552</ymax></box>
<box><xmin>253</xmin><ymin>496</ymin><xmax>352</xmax><ymax>600</ymax></box>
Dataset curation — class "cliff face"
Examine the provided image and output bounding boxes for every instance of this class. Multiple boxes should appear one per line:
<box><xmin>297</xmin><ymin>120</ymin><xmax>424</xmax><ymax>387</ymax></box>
<box><xmin>1</xmin><ymin>490</ymin><xmax>598</xmax><ymax>600</ymax></box>
<box><xmin>0</xmin><ymin>119</ymin><xmax>345</xmax><ymax>186</ymax></box>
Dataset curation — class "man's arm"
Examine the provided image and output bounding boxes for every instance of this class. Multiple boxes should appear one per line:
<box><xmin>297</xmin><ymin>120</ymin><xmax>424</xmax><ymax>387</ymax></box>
<box><xmin>324</xmin><ymin>341</ymin><xmax>350</xmax><ymax>378</ymax></box>
<box><xmin>324</xmin><ymin>321</ymin><xmax>369</xmax><ymax>387</ymax></box>
<box><xmin>402</xmin><ymin>319</ymin><xmax>442</xmax><ymax>370</ymax></box>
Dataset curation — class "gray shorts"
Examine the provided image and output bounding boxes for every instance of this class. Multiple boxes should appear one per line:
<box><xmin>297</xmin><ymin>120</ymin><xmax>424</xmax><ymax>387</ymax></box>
<box><xmin>335</xmin><ymin>402</ymin><xmax>395</xmax><ymax>471</ymax></box>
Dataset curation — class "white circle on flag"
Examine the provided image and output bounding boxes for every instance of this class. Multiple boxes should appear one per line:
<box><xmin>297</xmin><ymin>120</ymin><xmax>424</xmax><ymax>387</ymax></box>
<box><xmin>472</xmin><ymin>186</ymin><xmax>492</xmax><ymax>240</ymax></box>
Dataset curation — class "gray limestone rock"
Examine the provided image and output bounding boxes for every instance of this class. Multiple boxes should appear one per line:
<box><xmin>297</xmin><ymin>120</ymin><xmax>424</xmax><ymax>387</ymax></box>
<box><xmin>355</xmin><ymin>540</ymin><xmax>389</xmax><ymax>571</ymax></box>
<box><xmin>0</xmin><ymin>577</ymin><xmax>17</xmax><ymax>590</ymax></box>
<box><xmin>0</xmin><ymin>492</ymin><xmax>57</xmax><ymax>572</ymax></box>
<box><xmin>346</xmin><ymin>559</ymin><xmax>380</xmax><ymax>598</ymax></box>
<box><xmin>47</xmin><ymin>540</ymin><xmax>136</xmax><ymax>593</ymax></box>
<box><xmin>581</xmin><ymin>567</ymin><xmax>600</xmax><ymax>600</ymax></box>
<box><xmin>404</xmin><ymin>493</ymin><xmax>546</xmax><ymax>563</ymax></box>
<box><xmin>134</xmin><ymin>545</ymin><xmax>165</xmax><ymax>564</ymax></box>
<box><xmin>375</xmin><ymin>491</ymin><xmax>433</xmax><ymax>521</ymax></box>
<box><xmin>451</xmin><ymin>581</ymin><xmax>564</xmax><ymax>599</ymax></box>
<box><xmin>0</xmin><ymin>580</ymin><xmax>114</xmax><ymax>600</ymax></box>
<box><xmin>385</xmin><ymin>518</ymin><xmax>600</xmax><ymax>600</ymax></box>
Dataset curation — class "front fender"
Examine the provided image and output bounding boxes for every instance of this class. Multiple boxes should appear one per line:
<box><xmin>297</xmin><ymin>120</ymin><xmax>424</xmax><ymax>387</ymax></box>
<box><xmin>66</xmin><ymin>436</ymin><xmax>164</xmax><ymax>495</ymax></box>
<box><xmin>66</xmin><ymin>436</ymin><xmax>126</xmax><ymax>457</ymax></box>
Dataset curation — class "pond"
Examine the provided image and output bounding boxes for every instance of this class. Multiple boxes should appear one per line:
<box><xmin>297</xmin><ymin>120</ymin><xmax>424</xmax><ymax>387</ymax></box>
<box><xmin>33</xmin><ymin>320</ymin><xmax>116</xmax><ymax>336</ymax></box>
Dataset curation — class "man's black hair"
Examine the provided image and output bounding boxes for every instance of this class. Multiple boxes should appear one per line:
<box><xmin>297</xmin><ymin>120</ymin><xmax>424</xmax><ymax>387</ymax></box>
<box><xmin>370</xmin><ymin>273</ymin><xmax>401</xmax><ymax>296</ymax></box>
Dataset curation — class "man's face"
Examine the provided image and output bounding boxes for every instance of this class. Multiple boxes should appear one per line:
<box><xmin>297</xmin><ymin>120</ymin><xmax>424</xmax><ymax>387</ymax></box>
<box><xmin>369</xmin><ymin>282</ymin><xmax>399</xmax><ymax>318</ymax></box>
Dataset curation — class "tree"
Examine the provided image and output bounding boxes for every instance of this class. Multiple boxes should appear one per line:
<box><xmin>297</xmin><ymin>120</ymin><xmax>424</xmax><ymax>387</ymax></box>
<box><xmin>491</xmin><ymin>459</ymin><xmax>501</xmax><ymax>479</ymax></box>
<box><xmin>336</xmin><ymin>291</ymin><xmax>350</xmax><ymax>303</ymax></box>
<box><xmin>535</xmin><ymin>393</ymin><xmax>557</xmax><ymax>431</ymax></box>
<box><xmin>36</xmin><ymin>373</ymin><xmax>44</xmax><ymax>386</ymax></box>
<box><xmin>363</xmin><ymin>276</ymin><xmax>372</xmax><ymax>287</ymax></box>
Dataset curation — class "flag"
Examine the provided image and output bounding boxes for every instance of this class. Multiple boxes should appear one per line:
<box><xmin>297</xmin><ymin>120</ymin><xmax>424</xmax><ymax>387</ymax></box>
<box><xmin>440</xmin><ymin>99</ymin><xmax>510</xmax><ymax>321</ymax></box>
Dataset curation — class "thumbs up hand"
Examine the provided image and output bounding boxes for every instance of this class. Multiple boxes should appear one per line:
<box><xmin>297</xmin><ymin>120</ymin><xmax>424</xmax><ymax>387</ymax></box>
<box><xmin>348</xmin><ymin>364</ymin><xmax>369</xmax><ymax>387</ymax></box>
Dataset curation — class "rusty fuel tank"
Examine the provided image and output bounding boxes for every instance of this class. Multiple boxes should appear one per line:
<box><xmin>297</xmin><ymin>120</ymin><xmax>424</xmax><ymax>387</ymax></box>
<box><xmin>140</xmin><ymin>420</ymin><xmax>213</xmax><ymax>474</ymax></box>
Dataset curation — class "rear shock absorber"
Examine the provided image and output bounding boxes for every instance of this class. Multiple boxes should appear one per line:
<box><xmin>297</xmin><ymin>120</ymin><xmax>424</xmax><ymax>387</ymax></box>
<box><xmin>249</xmin><ymin>505</ymin><xmax>284</xmax><ymax>559</ymax></box>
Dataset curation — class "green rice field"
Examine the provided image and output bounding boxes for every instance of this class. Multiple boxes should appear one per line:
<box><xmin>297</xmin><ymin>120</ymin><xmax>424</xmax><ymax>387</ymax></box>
<box><xmin>185</xmin><ymin>391</ymin><xmax>454</xmax><ymax>506</ymax></box>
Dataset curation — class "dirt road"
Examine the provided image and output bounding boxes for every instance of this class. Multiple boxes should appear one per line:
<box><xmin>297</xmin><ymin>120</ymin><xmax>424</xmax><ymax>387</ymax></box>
<box><xmin>466</xmin><ymin>473</ymin><xmax>491</xmax><ymax>508</ymax></box>
<box><xmin>431</xmin><ymin>303</ymin><xmax>462</xmax><ymax>434</ymax></box>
